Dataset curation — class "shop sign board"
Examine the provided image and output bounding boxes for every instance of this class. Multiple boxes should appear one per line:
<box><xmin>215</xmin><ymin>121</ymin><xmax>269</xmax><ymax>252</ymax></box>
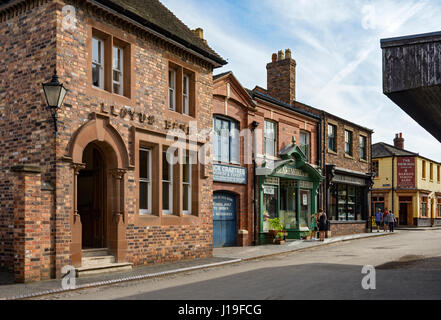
<box><xmin>397</xmin><ymin>157</ymin><xmax>415</xmax><ymax>188</ymax></box>
<box><xmin>213</xmin><ymin>164</ymin><xmax>247</xmax><ymax>184</ymax></box>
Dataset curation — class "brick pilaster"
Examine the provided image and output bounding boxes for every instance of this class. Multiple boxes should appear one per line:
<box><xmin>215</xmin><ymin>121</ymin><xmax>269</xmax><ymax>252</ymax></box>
<box><xmin>12</xmin><ymin>165</ymin><xmax>43</xmax><ymax>283</ymax></box>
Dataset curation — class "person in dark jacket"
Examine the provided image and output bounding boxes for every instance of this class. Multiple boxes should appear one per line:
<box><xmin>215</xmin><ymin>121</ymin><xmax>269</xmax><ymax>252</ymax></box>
<box><xmin>318</xmin><ymin>209</ymin><xmax>327</xmax><ymax>241</ymax></box>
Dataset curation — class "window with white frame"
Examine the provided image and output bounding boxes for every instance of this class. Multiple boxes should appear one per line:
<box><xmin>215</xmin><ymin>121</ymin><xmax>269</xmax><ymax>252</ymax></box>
<box><xmin>264</xmin><ymin>120</ymin><xmax>277</xmax><ymax>157</ymax></box>
<box><xmin>299</xmin><ymin>131</ymin><xmax>310</xmax><ymax>162</ymax></box>
<box><xmin>139</xmin><ymin>148</ymin><xmax>152</xmax><ymax>214</ymax></box>
<box><xmin>360</xmin><ymin>135</ymin><xmax>367</xmax><ymax>160</ymax></box>
<box><xmin>213</xmin><ymin>116</ymin><xmax>239</xmax><ymax>164</ymax></box>
<box><xmin>182</xmin><ymin>154</ymin><xmax>192</xmax><ymax>214</ymax></box>
<box><xmin>328</xmin><ymin>124</ymin><xmax>337</xmax><ymax>152</ymax></box>
<box><xmin>112</xmin><ymin>46</ymin><xmax>123</xmax><ymax>95</ymax></box>
<box><xmin>345</xmin><ymin>130</ymin><xmax>353</xmax><ymax>156</ymax></box>
<box><xmin>168</xmin><ymin>68</ymin><xmax>176</xmax><ymax>111</ymax></box>
<box><xmin>92</xmin><ymin>37</ymin><xmax>104</xmax><ymax>89</ymax></box>
<box><xmin>162</xmin><ymin>150</ymin><xmax>173</xmax><ymax>214</ymax></box>
<box><xmin>183</xmin><ymin>74</ymin><xmax>190</xmax><ymax>115</ymax></box>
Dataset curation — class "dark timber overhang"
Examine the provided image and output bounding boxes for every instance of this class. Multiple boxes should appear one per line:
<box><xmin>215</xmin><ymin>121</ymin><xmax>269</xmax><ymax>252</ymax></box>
<box><xmin>381</xmin><ymin>31</ymin><xmax>441</xmax><ymax>142</ymax></box>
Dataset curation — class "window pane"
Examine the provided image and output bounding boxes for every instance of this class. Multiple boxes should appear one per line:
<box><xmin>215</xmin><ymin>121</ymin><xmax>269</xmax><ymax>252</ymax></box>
<box><xmin>113</xmin><ymin>70</ymin><xmax>121</xmax><ymax>83</ymax></box>
<box><xmin>92</xmin><ymin>64</ymin><xmax>100</xmax><ymax>87</ymax></box>
<box><xmin>183</xmin><ymin>159</ymin><xmax>190</xmax><ymax>183</ymax></box>
<box><xmin>183</xmin><ymin>75</ymin><xmax>189</xmax><ymax>94</ymax></box>
<box><xmin>265</xmin><ymin>121</ymin><xmax>276</xmax><ymax>156</ymax></box>
<box><xmin>169</xmin><ymin>89</ymin><xmax>175</xmax><ymax>110</ymax></box>
<box><xmin>113</xmin><ymin>47</ymin><xmax>121</xmax><ymax>70</ymax></box>
<box><xmin>113</xmin><ymin>83</ymin><xmax>120</xmax><ymax>94</ymax></box>
<box><xmin>169</xmin><ymin>69</ymin><xmax>175</xmax><ymax>89</ymax></box>
<box><xmin>183</xmin><ymin>184</ymin><xmax>189</xmax><ymax>211</ymax></box>
<box><xmin>163</xmin><ymin>152</ymin><xmax>170</xmax><ymax>180</ymax></box>
<box><xmin>213</xmin><ymin>119</ymin><xmax>220</xmax><ymax>161</ymax></box>
<box><xmin>183</xmin><ymin>96</ymin><xmax>189</xmax><ymax>115</ymax></box>
<box><xmin>162</xmin><ymin>182</ymin><xmax>170</xmax><ymax>211</ymax></box>
<box><xmin>221</xmin><ymin>120</ymin><xmax>230</xmax><ymax>163</ymax></box>
<box><xmin>140</xmin><ymin>181</ymin><xmax>148</xmax><ymax>210</ymax></box>
<box><xmin>140</xmin><ymin>150</ymin><xmax>149</xmax><ymax>179</ymax></box>
<box><xmin>230</xmin><ymin>122</ymin><xmax>239</xmax><ymax>163</ymax></box>
<box><xmin>92</xmin><ymin>38</ymin><xmax>101</xmax><ymax>64</ymax></box>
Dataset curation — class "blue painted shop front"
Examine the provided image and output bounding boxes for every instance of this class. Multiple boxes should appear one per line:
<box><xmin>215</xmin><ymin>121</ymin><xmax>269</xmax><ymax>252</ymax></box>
<box><xmin>213</xmin><ymin>192</ymin><xmax>238</xmax><ymax>247</ymax></box>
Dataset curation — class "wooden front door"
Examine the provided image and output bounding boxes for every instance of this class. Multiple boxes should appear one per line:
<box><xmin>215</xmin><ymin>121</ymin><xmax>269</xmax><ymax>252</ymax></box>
<box><xmin>399</xmin><ymin>202</ymin><xmax>408</xmax><ymax>226</ymax></box>
<box><xmin>78</xmin><ymin>145</ymin><xmax>106</xmax><ymax>248</ymax></box>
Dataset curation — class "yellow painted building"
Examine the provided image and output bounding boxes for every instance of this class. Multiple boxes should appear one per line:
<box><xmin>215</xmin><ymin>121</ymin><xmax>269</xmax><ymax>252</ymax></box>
<box><xmin>372</xmin><ymin>135</ymin><xmax>441</xmax><ymax>227</ymax></box>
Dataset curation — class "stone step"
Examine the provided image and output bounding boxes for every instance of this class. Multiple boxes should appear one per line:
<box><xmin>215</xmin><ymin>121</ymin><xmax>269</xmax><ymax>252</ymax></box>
<box><xmin>75</xmin><ymin>262</ymin><xmax>133</xmax><ymax>277</ymax></box>
<box><xmin>82</xmin><ymin>248</ymin><xmax>109</xmax><ymax>257</ymax></box>
<box><xmin>82</xmin><ymin>255</ymin><xmax>115</xmax><ymax>266</ymax></box>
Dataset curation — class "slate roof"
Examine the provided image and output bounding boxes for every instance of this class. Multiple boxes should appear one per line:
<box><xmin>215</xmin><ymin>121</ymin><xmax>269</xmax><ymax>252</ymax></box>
<box><xmin>91</xmin><ymin>0</ymin><xmax>227</xmax><ymax>66</ymax></box>
<box><xmin>247</xmin><ymin>89</ymin><xmax>321</xmax><ymax>120</ymax></box>
<box><xmin>213</xmin><ymin>71</ymin><xmax>232</xmax><ymax>81</ymax></box>
<box><xmin>372</xmin><ymin>142</ymin><xmax>418</xmax><ymax>158</ymax></box>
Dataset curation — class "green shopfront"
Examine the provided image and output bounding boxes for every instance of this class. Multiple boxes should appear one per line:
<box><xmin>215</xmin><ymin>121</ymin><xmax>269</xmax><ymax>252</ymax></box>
<box><xmin>257</xmin><ymin>143</ymin><xmax>324</xmax><ymax>242</ymax></box>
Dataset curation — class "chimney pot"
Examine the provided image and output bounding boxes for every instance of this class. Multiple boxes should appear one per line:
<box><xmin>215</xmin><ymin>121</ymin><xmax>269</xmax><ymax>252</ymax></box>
<box><xmin>272</xmin><ymin>53</ymin><xmax>277</xmax><ymax>62</ymax></box>
<box><xmin>285</xmin><ymin>49</ymin><xmax>291</xmax><ymax>59</ymax></box>
<box><xmin>277</xmin><ymin>50</ymin><xmax>284</xmax><ymax>61</ymax></box>
<box><xmin>192</xmin><ymin>28</ymin><xmax>204</xmax><ymax>40</ymax></box>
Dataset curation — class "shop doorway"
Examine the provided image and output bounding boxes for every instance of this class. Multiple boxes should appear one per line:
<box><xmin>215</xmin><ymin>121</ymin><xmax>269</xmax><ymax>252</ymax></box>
<box><xmin>78</xmin><ymin>143</ymin><xmax>106</xmax><ymax>249</ymax></box>
<box><xmin>399</xmin><ymin>197</ymin><xmax>413</xmax><ymax>226</ymax></box>
<box><xmin>213</xmin><ymin>192</ymin><xmax>237</xmax><ymax>247</ymax></box>
<box><xmin>299</xmin><ymin>189</ymin><xmax>311</xmax><ymax>229</ymax></box>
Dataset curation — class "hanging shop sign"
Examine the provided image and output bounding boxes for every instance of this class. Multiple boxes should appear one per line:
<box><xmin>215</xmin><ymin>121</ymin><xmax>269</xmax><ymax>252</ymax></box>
<box><xmin>213</xmin><ymin>164</ymin><xmax>247</xmax><ymax>184</ymax></box>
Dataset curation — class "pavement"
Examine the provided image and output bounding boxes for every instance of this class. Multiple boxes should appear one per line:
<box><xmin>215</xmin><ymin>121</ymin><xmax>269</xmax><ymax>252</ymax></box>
<box><xmin>0</xmin><ymin>230</ymin><xmax>395</xmax><ymax>300</ymax></box>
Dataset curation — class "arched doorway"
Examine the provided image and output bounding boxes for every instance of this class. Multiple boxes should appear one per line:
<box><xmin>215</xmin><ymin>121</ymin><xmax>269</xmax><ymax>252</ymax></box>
<box><xmin>68</xmin><ymin>114</ymin><xmax>131</xmax><ymax>266</ymax></box>
<box><xmin>78</xmin><ymin>143</ymin><xmax>106</xmax><ymax>249</ymax></box>
<box><xmin>213</xmin><ymin>191</ymin><xmax>238</xmax><ymax>247</ymax></box>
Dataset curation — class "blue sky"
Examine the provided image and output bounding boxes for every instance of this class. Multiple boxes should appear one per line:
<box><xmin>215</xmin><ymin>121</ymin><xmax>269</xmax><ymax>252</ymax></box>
<box><xmin>162</xmin><ymin>0</ymin><xmax>441</xmax><ymax>161</ymax></box>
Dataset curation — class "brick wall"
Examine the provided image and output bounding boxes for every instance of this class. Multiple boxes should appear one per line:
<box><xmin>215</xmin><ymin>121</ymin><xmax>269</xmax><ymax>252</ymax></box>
<box><xmin>329</xmin><ymin>222</ymin><xmax>367</xmax><ymax>237</ymax></box>
<box><xmin>1</xmin><ymin>0</ymin><xmax>217</xmax><ymax>279</ymax></box>
<box><xmin>54</xmin><ymin>1</ymin><xmax>214</xmax><ymax>271</ymax></box>
<box><xmin>0</xmin><ymin>1</ymin><xmax>57</xmax><ymax>272</ymax></box>
<box><xmin>323</xmin><ymin>116</ymin><xmax>371</xmax><ymax>173</ymax></box>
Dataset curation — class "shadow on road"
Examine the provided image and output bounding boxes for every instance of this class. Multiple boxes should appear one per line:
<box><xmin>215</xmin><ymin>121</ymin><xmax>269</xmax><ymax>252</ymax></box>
<box><xmin>119</xmin><ymin>257</ymin><xmax>441</xmax><ymax>300</ymax></box>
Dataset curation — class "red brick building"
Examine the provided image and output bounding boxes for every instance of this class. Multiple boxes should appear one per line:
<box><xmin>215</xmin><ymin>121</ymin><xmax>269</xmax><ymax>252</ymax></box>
<box><xmin>212</xmin><ymin>49</ymin><xmax>373</xmax><ymax>246</ymax></box>
<box><xmin>0</xmin><ymin>0</ymin><xmax>226</xmax><ymax>282</ymax></box>
<box><xmin>268</xmin><ymin>50</ymin><xmax>374</xmax><ymax>237</ymax></box>
<box><xmin>213</xmin><ymin>67</ymin><xmax>323</xmax><ymax>246</ymax></box>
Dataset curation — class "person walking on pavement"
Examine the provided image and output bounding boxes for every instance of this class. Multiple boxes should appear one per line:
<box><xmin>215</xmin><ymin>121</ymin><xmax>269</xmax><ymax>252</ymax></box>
<box><xmin>387</xmin><ymin>210</ymin><xmax>396</xmax><ymax>232</ymax></box>
<box><xmin>310</xmin><ymin>212</ymin><xmax>318</xmax><ymax>240</ymax></box>
<box><xmin>375</xmin><ymin>208</ymin><xmax>383</xmax><ymax>232</ymax></box>
<box><xmin>318</xmin><ymin>209</ymin><xmax>327</xmax><ymax>241</ymax></box>
<box><xmin>382</xmin><ymin>209</ymin><xmax>389</xmax><ymax>232</ymax></box>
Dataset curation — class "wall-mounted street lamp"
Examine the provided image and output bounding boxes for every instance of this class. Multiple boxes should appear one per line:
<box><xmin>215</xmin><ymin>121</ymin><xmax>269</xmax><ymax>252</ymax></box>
<box><xmin>42</xmin><ymin>70</ymin><xmax>67</xmax><ymax>132</ymax></box>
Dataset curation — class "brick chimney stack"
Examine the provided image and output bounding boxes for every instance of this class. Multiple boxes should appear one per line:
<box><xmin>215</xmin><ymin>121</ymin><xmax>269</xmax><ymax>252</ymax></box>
<box><xmin>266</xmin><ymin>49</ymin><xmax>296</xmax><ymax>104</ymax></box>
<box><xmin>393</xmin><ymin>133</ymin><xmax>404</xmax><ymax>150</ymax></box>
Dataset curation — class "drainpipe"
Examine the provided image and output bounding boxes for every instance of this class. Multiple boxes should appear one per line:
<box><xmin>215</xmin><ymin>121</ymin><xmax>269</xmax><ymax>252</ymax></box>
<box><xmin>317</xmin><ymin>118</ymin><xmax>322</xmax><ymax>208</ymax></box>
<box><xmin>321</xmin><ymin>111</ymin><xmax>326</xmax><ymax>212</ymax></box>
<box><xmin>251</xmin><ymin>120</ymin><xmax>259</xmax><ymax>246</ymax></box>
<box><xmin>392</xmin><ymin>155</ymin><xmax>395</xmax><ymax>214</ymax></box>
